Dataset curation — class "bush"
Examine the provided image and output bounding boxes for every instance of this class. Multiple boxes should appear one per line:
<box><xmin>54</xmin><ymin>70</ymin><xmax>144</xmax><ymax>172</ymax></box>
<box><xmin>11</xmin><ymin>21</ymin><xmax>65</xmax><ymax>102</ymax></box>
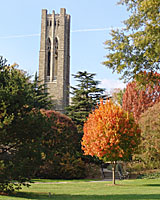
<box><xmin>36</xmin><ymin>110</ymin><xmax>86</xmax><ymax>179</ymax></box>
<box><xmin>137</xmin><ymin>171</ymin><xmax>160</xmax><ymax>179</ymax></box>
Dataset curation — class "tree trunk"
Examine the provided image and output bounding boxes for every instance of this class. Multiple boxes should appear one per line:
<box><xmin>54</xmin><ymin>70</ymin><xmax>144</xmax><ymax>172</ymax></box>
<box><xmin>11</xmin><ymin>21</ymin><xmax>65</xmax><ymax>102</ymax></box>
<box><xmin>112</xmin><ymin>161</ymin><xmax>116</xmax><ymax>185</ymax></box>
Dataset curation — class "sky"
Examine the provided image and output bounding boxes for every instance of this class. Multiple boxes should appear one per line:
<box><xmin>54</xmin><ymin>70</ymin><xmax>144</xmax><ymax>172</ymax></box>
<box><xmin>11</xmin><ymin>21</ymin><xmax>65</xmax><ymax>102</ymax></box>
<box><xmin>0</xmin><ymin>0</ymin><xmax>128</xmax><ymax>92</ymax></box>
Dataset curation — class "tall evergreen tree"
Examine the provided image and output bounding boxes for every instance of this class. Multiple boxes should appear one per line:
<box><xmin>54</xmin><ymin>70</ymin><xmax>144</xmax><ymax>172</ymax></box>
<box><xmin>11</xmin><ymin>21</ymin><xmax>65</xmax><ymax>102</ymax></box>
<box><xmin>30</xmin><ymin>72</ymin><xmax>52</xmax><ymax>109</ymax></box>
<box><xmin>66</xmin><ymin>71</ymin><xmax>106</xmax><ymax>133</ymax></box>
<box><xmin>0</xmin><ymin>57</ymin><xmax>51</xmax><ymax>193</ymax></box>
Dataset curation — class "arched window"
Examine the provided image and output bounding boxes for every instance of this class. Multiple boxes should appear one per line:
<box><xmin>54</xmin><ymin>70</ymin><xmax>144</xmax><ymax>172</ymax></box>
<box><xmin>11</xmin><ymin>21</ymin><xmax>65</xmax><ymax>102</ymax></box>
<box><xmin>54</xmin><ymin>37</ymin><xmax>58</xmax><ymax>80</ymax></box>
<box><xmin>47</xmin><ymin>38</ymin><xmax>51</xmax><ymax>77</ymax></box>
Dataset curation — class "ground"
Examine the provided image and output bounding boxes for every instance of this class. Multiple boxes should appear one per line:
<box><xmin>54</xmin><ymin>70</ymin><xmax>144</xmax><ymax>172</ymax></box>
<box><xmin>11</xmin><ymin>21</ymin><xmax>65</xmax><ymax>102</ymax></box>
<box><xmin>0</xmin><ymin>179</ymin><xmax>160</xmax><ymax>200</ymax></box>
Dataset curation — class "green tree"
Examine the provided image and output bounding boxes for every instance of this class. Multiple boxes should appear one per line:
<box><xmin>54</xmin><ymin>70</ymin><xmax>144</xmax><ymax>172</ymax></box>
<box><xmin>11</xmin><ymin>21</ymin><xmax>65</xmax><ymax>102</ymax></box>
<box><xmin>111</xmin><ymin>88</ymin><xmax>125</xmax><ymax>106</ymax></box>
<box><xmin>31</xmin><ymin>72</ymin><xmax>52</xmax><ymax>109</ymax></box>
<box><xmin>0</xmin><ymin>57</ymin><xmax>51</xmax><ymax>193</ymax></box>
<box><xmin>66</xmin><ymin>71</ymin><xmax>106</xmax><ymax>133</ymax></box>
<box><xmin>103</xmin><ymin>0</ymin><xmax>160</xmax><ymax>84</ymax></box>
<box><xmin>138</xmin><ymin>102</ymin><xmax>160</xmax><ymax>169</ymax></box>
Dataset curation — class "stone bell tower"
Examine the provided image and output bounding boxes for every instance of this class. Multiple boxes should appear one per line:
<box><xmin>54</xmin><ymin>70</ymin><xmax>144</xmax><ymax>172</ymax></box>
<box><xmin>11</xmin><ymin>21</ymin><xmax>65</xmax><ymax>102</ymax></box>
<box><xmin>39</xmin><ymin>8</ymin><xmax>70</xmax><ymax>113</ymax></box>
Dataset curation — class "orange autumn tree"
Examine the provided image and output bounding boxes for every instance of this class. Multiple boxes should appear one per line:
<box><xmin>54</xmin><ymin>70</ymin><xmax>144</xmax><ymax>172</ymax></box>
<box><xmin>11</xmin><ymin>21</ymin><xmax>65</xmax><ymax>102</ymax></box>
<box><xmin>82</xmin><ymin>100</ymin><xmax>141</xmax><ymax>185</ymax></box>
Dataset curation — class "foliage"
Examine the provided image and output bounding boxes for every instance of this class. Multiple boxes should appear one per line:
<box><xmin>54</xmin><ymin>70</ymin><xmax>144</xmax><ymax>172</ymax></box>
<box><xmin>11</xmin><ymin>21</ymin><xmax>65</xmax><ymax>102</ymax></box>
<box><xmin>82</xmin><ymin>100</ymin><xmax>141</xmax><ymax>184</ymax></box>
<box><xmin>0</xmin><ymin>57</ymin><xmax>51</xmax><ymax>193</ymax></box>
<box><xmin>30</xmin><ymin>72</ymin><xmax>52</xmax><ymax>109</ymax></box>
<box><xmin>66</xmin><ymin>71</ymin><xmax>107</xmax><ymax>165</ymax></box>
<box><xmin>137</xmin><ymin>171</ymin><xmax>160</xmax><ymax>179</ymax></box>
<box><xmin>103</xmin><ymin>0</ymin><xmax>160</xmax><ymax>84</ymax></box>
<box><xmin>0</xmin><ymin>111</ymin><xmax>48</xmax><ymax>193</ymax></box>
<box><xmin>66</xmin><ymin>71</ymin><xmax>106</xmax><ymax>133</ymax></box>
<box><xmin>138</xmin><ymin>102</ymin><xmax>160</xmax><ymax>169</ymax></box>
<box><xmin>110</xmin><ymin>88</ymin><xmax>125</xmax><ymax>106</ymax></box>
<box><xmin>122</xmin><ymin>73</ymin><xmax>160</xmax><ymax>121</ymax></box>
<box><xmin>36</xmin><ymin>110</ymin><xmax>86</xmax><ymax>179</ymax></box>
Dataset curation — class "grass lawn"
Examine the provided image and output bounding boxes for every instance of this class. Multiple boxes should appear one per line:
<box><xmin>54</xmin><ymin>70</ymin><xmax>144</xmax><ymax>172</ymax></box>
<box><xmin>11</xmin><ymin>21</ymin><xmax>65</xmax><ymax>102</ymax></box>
<box><xmin>0</xmin><ymin>179</ymin><xmax>160</xmax><ymax>200</ymax></box>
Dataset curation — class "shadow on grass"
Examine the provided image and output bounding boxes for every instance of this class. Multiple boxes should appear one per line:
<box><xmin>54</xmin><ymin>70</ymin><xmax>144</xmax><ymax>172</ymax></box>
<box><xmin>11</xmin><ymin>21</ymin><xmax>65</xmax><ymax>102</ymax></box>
<box><xmin>144</xmin><ymin>184</ymin><xmax>160</xmax><ymax>187</ymax></box>
<box><xmin>11</xmin><ymin>192</ymin><xmax>160</xmax><ymax>200</ymax></box>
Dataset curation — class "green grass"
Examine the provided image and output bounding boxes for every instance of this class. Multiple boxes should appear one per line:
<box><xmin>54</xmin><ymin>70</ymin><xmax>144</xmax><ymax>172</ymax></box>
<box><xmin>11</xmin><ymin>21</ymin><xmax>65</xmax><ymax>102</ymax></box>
<box><xmin>0</xmin><ymin>179</ymin><xmax>160</xmax><ymax>200</ymax></box>
<box><xmin>32</xmin><ymin>179</ymin><xmax>100</xmax><ymax>183</ymax></box>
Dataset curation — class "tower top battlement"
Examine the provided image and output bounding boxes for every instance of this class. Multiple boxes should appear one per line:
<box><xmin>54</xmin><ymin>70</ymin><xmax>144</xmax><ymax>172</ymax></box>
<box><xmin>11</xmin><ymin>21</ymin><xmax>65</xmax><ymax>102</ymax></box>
<box><xmin>41</xmin><ymin>8</ymin><xmax>69</xmax><ymax>16</ymax></box>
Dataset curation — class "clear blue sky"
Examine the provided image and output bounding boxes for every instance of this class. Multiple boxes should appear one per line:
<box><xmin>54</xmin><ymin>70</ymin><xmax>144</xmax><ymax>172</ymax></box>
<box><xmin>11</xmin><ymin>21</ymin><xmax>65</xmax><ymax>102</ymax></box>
<box><xmin>0</xmin><ymin>0</ymin><xmax>128</xmax><ymax>91</ymax></box>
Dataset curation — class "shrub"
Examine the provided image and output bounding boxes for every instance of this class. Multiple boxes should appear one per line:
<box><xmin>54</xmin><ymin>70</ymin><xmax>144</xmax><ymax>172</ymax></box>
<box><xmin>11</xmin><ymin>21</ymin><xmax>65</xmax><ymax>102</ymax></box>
<box><xmin>36</xmin><ymin>110</ymin><xmax>86</xmax><ymax>179</ymax></box>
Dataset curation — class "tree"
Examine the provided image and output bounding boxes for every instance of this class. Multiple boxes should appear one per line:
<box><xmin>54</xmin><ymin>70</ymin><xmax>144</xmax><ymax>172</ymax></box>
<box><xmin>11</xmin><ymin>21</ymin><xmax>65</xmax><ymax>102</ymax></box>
<box><xmin>0</xmin><ymin>110</ymin><xmax>48</xmax><ymax>193</ymax></box>
<box><xmin>122</xmin><ymin>73</ymin><xmax>160</xmax><ymax>122</ymax></box>
<box><xmin>66</xmin><ymin>71</ymin><xmax>106</xmax><ymax>133</ymax></box>
<box><xmin>110</xmin><ymin>88</ymin><xmax>125</xmax><ymax>106</ymax></box>
<box><xmin>0</xmin><ymin>57</ymin><xmax>51</xmax><ymax>193</ymax></box>
<box><xmin>37</xmin><ymin>110</ymin><xmax>86</xmax><ymax>179</ymax></box>
<box><xmin>30</xmin><ymin>72</ymin><xmax>52</xmax><ymax>109</ymax></box>
<box><xmin>82</xmin><ymin>100</ymin><xmax>141</xmax><ymax>184</ymax></box>
<box><xmin>103</xmin><ymin>0</ymin><xmax>160</xmax><ymax>84</ymax></box>
<box><xmin>138</xmin><ymin>102</ymin><xmax>160</xmax><ymax>169</ymax></box>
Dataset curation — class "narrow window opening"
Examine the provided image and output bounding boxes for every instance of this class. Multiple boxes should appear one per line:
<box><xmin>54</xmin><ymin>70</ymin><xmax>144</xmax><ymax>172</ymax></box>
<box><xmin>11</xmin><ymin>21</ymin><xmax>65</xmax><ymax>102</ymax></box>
<box><xmin>54</xmin><ymin>37</ymin><xmax>58</xmax><ymax>80</ymax></box>
<box><xmin>47</xmin><ymin>51</ymin><xmax>51</xmax><ymax>76</ymax></box>
<box><xmin>46</xmin><ymin>38</ymin><xmax>51</xmax><ymax>80</ymax></box>
<box><xmin>57</xmin><ymin>20</ymin><xmax>60</xmax><ymax>26</ymax></box>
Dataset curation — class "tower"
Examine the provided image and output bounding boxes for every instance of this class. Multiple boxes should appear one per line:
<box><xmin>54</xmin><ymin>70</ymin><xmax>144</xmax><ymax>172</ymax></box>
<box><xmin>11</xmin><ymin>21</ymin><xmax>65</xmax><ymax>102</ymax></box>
<box><xmin>39</xmin><ymin>8</ymin><xmax>70</xmax><ymax>113</ymax></box>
